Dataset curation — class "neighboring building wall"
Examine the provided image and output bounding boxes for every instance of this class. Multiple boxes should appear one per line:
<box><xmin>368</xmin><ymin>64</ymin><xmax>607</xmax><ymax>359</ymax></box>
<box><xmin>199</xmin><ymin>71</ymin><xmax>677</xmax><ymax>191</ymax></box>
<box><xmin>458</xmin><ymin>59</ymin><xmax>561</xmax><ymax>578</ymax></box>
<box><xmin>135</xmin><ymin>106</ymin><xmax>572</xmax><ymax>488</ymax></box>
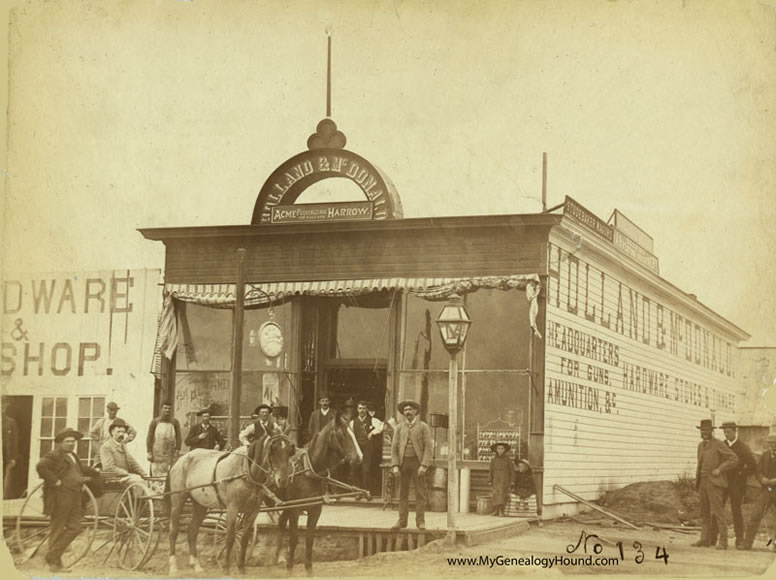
<box><xmin>542</xmin><ymin>236</ymin><xmax>742</xmax><ymax>511</ymax></box>
<box><xmin>1</xmin><ymin>269</ymin><xmax>161</xmax><ymax>495</ymax></box>
<box><xmin>737</xmin><ymin>347</ymin><xmax>776</xmax><ymax>428</ymax></box>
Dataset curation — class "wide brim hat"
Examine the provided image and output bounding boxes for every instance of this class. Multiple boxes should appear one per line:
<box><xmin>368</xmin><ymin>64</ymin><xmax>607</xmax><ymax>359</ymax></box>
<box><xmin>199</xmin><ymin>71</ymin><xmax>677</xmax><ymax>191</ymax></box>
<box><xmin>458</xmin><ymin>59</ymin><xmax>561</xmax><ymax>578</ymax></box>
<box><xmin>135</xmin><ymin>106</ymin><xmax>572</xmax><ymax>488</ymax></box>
<box><xmin>254</xmin><ymin>404</ymin><xmax>272</xmax><ymax>414</ymax></box>
<box><xmin>517</xmin><ymin>458</ymin><xmax>532</xmax><ymax>469</ymax></box>
<box><xmin>397</xmin><ymin>400</ymin><xmax>420</xmax><ymax>413</ymax></box>
<box><xmin>54</xmin><ymin>428</ymin><xmax>83</xmax><ymax>443</ymax></box>
<box><xmin>490</xmin><ymin>441</ymin><xmax>511</xmax><ymax>452</ymax></box>
<box><xmin>720</xmin><ymin>421</ymin><xmax>738</xmax><ymax>429</ymax></box>
<box><xmin>696</xmin><ymin>419</ymin><xmax>716</xmax><ymax>430</ymax></box>
<box><xmin>195</xmin><ymin>408</ymin><xmax>212</xmax><ymax>417</ymax></box>
<box><xmin>108</xmin><ymin>418</ymin><xmax>129</xmax><ymax>432</ymax></box>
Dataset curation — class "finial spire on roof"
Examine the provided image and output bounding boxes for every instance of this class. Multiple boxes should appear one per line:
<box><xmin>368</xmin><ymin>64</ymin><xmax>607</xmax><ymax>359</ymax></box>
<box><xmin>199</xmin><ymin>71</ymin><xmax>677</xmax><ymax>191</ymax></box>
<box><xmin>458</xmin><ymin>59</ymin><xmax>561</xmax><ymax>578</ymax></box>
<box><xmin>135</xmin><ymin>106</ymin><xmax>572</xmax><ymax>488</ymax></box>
<box><xmin>326</xmin><ymin>27</ymin><xmax>333</xmax><ymax>118</ymax></box>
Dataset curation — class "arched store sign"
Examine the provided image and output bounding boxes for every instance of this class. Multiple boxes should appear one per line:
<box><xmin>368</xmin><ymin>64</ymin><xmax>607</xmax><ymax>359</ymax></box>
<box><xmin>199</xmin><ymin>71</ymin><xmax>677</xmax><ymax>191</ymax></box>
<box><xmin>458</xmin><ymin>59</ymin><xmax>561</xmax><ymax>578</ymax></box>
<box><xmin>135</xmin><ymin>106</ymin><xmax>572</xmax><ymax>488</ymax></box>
<box><xmin>251</xmin><ymin>119</ymin><xmax>403</xmax><ymax>225</ymax></box>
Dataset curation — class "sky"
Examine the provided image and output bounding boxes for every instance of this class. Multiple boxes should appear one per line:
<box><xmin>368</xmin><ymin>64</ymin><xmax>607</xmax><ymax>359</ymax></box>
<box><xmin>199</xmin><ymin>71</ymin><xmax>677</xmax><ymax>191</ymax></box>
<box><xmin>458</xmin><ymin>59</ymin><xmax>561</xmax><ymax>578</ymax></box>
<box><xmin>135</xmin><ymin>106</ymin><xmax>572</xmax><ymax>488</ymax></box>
<box><xmin>1</xmin><ymin>0</ymin><xmax>775</xmax><ymax>345</ymax></box>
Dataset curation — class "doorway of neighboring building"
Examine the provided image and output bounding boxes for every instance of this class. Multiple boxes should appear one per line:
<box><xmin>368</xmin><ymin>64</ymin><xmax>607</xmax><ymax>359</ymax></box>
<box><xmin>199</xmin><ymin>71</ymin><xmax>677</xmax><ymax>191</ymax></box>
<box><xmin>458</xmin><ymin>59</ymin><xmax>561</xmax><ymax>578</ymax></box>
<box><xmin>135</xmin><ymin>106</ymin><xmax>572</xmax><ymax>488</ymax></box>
<box><xmin>2</xmin><ymin>395</ymin><xmax>33</xmax><ymax>499</ymax></box>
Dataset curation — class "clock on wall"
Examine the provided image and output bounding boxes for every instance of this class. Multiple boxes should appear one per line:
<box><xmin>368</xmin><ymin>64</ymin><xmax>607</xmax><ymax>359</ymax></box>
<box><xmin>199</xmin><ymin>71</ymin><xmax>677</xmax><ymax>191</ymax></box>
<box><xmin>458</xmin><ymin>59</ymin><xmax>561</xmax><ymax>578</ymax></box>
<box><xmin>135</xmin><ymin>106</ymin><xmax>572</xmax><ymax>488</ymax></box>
<box><xmin>258</xmin><ymin>320</ymin><xmax>284</xmax><ymax>358</ymax></box>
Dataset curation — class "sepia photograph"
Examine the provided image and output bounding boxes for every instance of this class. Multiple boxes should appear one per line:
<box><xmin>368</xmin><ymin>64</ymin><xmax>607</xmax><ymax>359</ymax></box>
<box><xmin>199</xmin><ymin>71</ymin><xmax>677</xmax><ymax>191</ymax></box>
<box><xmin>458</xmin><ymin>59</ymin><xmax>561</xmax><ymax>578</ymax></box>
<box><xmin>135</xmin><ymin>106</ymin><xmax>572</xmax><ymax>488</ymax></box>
<box><xmin>1</xmin><ymin>0</ymin><xmax>775</xmax><ymax>578</ymax></box>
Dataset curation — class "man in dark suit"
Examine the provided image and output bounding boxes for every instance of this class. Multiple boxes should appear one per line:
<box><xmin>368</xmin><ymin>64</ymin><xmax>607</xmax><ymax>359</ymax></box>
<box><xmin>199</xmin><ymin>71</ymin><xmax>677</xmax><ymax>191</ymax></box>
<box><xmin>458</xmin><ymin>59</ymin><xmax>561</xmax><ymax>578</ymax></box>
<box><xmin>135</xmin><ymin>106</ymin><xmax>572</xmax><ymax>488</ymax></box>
<box><xmin>390</xmin><ymin>400</ymin><xmax>433</xmax><ymax>531</ymax></box>
<box><xmin>692</xmin><ymin>419</ymin><xmax>738</xmax><ymax>550</ymax></box>
<box><xmin>742</xmin><ymin>433</ymin><xmax>776</xmax><ymax>550</ymax></box>
<box><xmin>36</xmin><ymin>428</ymin><xmax>90</xmax><ymax>572</ymax></box>
<box><xmin>709</xmin><ymin>421</ymin><xmax>757</xmax><ymax>549</ymax></box>
<box><xmin>185</xmin><ymin>409</ymin><xmax>226</xmax><ymax>451</ymax></box>
<box><xmin>306</xmin><ymin>394</ymin><xmax>335</xmax><ymax>441</ymax></box>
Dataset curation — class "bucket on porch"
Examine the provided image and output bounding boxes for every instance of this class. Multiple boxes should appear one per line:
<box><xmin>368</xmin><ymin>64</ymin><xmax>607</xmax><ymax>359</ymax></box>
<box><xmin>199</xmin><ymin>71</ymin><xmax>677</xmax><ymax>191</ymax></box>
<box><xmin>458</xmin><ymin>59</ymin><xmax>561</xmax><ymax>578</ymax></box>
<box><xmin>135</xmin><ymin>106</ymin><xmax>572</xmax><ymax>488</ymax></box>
<box><xmin>476</xmin><ymin>494</ymin><xmax>493</xmax><ymax>515</ymax></box>
<box><xmin>428</xmin><ymin>489</ymin><xmax>447</xmax><ymax>512</ymax></box>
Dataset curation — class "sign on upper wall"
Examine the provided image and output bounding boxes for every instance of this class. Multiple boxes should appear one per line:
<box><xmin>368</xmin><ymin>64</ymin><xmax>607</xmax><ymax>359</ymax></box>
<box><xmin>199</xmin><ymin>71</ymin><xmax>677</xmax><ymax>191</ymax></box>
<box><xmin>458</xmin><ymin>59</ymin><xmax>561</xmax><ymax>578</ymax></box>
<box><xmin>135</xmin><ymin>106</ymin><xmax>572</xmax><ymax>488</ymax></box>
<box><xmin>251</xmin><ymin>119</ymin><xmax>403</xmax><ymax>225</ymax></box>
<box><xmin>1</xmin><ymin>270</ymin><xmax>161</xmax><ymax>381</ymax></box>
<box><xmin>564</xmin><ymin>196</ymin><xmax>659</xmax><ymax>274</ymax></box>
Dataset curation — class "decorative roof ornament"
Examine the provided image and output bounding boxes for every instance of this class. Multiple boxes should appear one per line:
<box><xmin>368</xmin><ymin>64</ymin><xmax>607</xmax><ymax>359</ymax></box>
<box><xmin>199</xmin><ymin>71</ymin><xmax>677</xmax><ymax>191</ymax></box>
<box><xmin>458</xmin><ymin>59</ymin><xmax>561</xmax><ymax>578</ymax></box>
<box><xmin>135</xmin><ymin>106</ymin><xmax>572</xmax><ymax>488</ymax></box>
<box><xmin>307</xmin><ymin>119</ymin><xmax>346</xmax><ymax>151</ymax></box>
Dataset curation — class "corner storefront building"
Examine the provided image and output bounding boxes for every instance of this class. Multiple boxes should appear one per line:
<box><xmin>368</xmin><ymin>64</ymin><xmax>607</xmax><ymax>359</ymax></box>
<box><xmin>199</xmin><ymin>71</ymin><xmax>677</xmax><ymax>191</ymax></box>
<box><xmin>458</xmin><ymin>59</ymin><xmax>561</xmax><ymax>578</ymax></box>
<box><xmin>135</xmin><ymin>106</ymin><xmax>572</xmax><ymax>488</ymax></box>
<box><xmin>141</xmin><ymin>120</ymin><xmax>749</xmax><ymax>518</ymax></box>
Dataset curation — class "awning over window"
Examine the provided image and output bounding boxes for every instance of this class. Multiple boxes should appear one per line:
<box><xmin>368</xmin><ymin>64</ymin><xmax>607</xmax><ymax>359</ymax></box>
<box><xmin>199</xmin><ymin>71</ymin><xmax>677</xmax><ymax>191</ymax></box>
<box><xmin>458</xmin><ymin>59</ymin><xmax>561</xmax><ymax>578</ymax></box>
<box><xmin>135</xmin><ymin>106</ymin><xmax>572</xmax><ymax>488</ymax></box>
<box><xmin>152</xmin><ymin>274</ymin><xmax>542</xmax><ymax>376</ymax></box>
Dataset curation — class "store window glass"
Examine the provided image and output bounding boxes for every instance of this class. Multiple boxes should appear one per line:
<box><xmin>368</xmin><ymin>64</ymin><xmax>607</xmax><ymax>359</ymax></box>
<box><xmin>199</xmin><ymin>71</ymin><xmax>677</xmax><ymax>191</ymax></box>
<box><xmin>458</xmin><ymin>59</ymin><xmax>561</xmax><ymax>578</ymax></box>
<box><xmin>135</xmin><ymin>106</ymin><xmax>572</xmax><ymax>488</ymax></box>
<box><xmin>462</xmin><ymin>373</ymin><xmax>530</xmax><ymax>462</ymax></box>
<box><xmin>39</xmin><ymin>396</ymin><xmax>68</xmax><ymax>457</ymax></box>
<box><xmin>334</xmin><ymin>302</ymin><xmax>392</xmax><ymax>362</ymax></box>
<box><xmin>175</xmin><ymin>303</ymin><xmax>232</xmax><ymax>371</ymax></box>
<box><xmin>401</xmin><ymin>295</ymin><xmax>451</xmax><ymax>371</ymax></box>
<box><xmin>463</xmin><ymin>289</ymin><xmax>530</xmax><ymax>370</ymax></box>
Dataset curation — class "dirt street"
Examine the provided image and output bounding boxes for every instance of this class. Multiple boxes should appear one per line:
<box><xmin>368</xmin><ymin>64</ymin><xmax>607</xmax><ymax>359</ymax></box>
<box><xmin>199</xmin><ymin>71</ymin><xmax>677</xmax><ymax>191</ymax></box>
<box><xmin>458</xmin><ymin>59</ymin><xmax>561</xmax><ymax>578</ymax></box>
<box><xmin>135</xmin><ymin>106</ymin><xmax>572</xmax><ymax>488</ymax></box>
<box><xmin>4</xmin><ymin>519</ymin><xmax>775</xmax><ymax>579</ymax></box>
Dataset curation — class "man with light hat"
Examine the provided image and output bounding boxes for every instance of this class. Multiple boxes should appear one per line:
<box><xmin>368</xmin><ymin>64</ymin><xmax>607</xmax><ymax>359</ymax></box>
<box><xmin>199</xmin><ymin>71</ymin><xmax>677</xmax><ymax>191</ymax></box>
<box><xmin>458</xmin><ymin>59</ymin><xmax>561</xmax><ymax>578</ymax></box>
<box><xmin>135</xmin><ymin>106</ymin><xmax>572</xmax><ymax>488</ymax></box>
<box><xmin>692</xmin><ymin>418</ymin><xmax>738</xmax><ymax>550</ymax></box>
<box><xmin>89</xmin><ymin>401</ymin><xmax>136</xmax><ymax>466</ymax></box>
<box><xmin>36</xmin><ymin>427</ymin><xmax>91</xmax><ymax>572</ymax></box>
<box><xmin>742</xmin><ymin>433</ymin><xmax>776</xmax><ymax>550</ymax></box>
<box><xmin>390</xmin><ymin>399</ymin><xmax>432</xmax><ymax>530</ymax></box>
<box><xmin>100</xmin><ymin>418</ymin><xmax>147</xmax><ymax>486</ymax></box>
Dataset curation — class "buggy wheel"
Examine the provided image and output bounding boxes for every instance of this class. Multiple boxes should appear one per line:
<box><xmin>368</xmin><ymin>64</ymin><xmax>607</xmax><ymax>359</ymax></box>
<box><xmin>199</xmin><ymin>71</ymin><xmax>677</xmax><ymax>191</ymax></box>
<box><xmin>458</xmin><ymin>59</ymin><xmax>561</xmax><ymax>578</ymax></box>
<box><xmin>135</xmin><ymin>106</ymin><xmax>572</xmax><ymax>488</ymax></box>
<box><xmin>112</xmin><ymin>482</ymin><xmax>157</xmax><ymax>571</ymax></box>
<box><xmin>14</xmin><ymin>482</ymin><xmax>98</xmax><ymax>568</ymax></box>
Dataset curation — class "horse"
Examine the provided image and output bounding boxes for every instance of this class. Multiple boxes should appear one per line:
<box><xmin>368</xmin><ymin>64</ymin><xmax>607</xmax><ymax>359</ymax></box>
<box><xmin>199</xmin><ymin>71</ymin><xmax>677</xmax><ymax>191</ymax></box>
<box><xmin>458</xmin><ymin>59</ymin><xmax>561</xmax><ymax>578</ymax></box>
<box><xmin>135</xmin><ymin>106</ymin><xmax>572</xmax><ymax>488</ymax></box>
<box><xmin>274</xmin><ymin>414</ymin><xmax>364</xmax><ymax>575</ymax></box>
<box><xmin>164</xmin><ymin>432</ymin><xmax>295</xmax><ymax>575</ymax></box>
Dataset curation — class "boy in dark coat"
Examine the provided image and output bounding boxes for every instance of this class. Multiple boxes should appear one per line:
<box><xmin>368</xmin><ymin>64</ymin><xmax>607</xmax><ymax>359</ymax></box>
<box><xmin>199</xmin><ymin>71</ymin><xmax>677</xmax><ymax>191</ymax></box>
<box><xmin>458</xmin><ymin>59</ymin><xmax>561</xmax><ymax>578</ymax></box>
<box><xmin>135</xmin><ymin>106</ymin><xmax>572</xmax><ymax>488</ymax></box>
<box><xmin>488</xmin><ymin>442</ymin><xmax>514</xmax><ymax>516</ymax></box>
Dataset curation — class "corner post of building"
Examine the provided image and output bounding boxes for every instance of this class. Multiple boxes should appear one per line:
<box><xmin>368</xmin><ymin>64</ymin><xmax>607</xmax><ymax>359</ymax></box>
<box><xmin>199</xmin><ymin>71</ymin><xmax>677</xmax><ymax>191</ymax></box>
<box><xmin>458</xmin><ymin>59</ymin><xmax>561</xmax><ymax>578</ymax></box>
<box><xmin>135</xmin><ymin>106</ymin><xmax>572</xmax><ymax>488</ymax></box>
<box><xmin>230</xmin><ymin>248</ymin><xmax>247</xmax><ymax>448</ymax></box>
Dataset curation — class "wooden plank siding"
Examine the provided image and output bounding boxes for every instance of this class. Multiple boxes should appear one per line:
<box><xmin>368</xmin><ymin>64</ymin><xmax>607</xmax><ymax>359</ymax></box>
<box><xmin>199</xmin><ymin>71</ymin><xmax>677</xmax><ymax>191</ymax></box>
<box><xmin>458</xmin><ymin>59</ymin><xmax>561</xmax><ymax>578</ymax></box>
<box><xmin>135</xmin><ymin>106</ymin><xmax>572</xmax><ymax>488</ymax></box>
<box><xmin>541</xmin><ymin>231</ymin><xmax>743</xmax><ymax>506</ymax></box>
<box><xmin>139</xmin><ymin>215</ymin><xmax>560</xmax><ymax>285</ymax></box>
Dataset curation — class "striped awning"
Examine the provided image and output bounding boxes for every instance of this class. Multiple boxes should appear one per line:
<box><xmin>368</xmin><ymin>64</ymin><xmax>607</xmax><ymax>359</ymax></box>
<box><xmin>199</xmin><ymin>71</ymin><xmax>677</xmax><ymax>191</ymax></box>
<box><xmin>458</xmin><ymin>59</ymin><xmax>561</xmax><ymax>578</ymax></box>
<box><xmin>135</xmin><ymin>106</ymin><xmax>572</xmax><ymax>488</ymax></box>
<box><xmin>152</xmin><ymin>274</ymin><xmax>542</xmax><ymax>377</ymax></box>
<box><xmin>164</xmin><ymin>275</ymin><xmax>541</xmax><ymax>306</ymax></box>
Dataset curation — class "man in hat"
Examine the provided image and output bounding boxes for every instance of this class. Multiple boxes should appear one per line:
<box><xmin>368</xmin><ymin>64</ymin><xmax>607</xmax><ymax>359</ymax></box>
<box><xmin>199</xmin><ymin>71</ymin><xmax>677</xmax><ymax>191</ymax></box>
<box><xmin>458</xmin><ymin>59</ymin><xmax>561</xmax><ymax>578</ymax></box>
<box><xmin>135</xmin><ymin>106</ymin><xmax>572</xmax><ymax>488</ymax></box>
<box><xmin>101</xmin><ymin>418</ymin><xmax>147</xmax><ymax>486</ymax></box>
<box><xmin>89</xmin><ymin>401</ymin><xmax>136</xmax><ymax>467</ymax></box>
<box><xmin>709</xmin><ymin>421</ymin><xmax>757</xmax><ymax>548</ymax></box>
<box><xmin>146</xmin><ymin>401</ymin><xmax>181</xmax><ymax>477</ymax></box>
<box><xmin>239</xmin><ymin>404</ymin><xmax>276</xmax><ymax>446</ymax></box>
<box><xmin>36</xmin><ymin>428</ymin><xmax>91</xmax><ymax>572</ymax></box>
<box><xmin>185</xmin><ymin>408</ymin><xmax>226</xmax><ymax>451</ymax></box>
<box><xmin>390</xmin><ymin>400</ymin><xmax>433</xmax><ymax>530</ymax></box>
<box><xmin>742</xmin><ymin>433</ymin><xmax>776</xmax><ymax>550</ymax></box>
<box><xmin>693</xmin><ymin>419</ymin><xmax>738</xmax><ymax>549</ymax></box>
<box><xmin>306</xmin><ymin>394</ymin><xmax>335</xmax><ymax>442</ymax></box>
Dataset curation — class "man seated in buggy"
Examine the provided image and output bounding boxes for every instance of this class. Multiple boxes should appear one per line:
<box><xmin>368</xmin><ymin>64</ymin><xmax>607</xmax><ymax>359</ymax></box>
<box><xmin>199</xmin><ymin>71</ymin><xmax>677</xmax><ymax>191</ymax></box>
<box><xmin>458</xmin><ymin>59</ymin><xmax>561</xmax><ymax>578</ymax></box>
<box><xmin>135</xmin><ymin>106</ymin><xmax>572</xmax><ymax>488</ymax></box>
<box><xmin>100</xmin><ymin>418</ymin><xmax>148</xmax><ymax>488</ymax></box>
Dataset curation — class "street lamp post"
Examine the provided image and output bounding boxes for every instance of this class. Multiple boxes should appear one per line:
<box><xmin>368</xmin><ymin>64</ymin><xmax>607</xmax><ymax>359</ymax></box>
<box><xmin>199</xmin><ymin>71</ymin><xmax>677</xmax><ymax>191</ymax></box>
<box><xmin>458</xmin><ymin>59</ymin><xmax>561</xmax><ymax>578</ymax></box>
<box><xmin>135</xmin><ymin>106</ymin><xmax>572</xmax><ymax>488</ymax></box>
<box><xmin>435</xmin><ymin>294</ymin><xmax>472</xmax><ymax>545</ymax></box>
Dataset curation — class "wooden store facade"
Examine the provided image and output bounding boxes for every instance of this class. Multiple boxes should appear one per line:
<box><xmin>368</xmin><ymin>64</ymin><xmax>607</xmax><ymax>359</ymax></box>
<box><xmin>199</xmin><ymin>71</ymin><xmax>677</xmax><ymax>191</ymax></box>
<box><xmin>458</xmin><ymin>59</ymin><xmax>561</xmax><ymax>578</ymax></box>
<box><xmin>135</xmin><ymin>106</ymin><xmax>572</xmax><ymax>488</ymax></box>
<box><xmin>140</xmin><ymin>121</ymin><xmax>749</xmax><ymax>517</ymax></box>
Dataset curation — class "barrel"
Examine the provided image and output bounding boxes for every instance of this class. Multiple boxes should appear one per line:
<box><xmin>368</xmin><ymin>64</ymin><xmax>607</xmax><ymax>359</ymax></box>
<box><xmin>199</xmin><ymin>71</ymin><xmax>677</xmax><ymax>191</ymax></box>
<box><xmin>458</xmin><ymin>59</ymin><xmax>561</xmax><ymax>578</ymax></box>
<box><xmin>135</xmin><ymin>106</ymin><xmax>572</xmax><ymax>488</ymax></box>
<box><xmin>430</xmin><ymin>466</ymin><xmax>447</xmax><ymax>490</ymax></box>
<box><xmin>428</xmin><ymin>489</ymin><xmax>447</xmax><ymax>512</ymax></box>
<box><xmin>476</xmin><ymin>494</ymin><xmax>493</xmax><ymax>515</ymax></box>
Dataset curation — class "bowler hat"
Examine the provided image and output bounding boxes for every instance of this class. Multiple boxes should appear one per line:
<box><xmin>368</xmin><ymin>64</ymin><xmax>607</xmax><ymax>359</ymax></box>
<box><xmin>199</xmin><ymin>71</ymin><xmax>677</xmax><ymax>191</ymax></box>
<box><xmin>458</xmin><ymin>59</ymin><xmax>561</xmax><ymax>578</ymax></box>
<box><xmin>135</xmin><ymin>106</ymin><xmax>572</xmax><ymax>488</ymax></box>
<box><xmin>109</xmin><ymin>418</ymin><xmax>129</xmax><ymax>433</ymax></box>
<box><xmin>397</xmin><ymin>400</ymin><xmax>420</xmax><ymax>413</ymax></box>
<box><xmin>490</xmin><ymin>441</ymin><xmax>511</xmax><ymax>452</ymax></box>
<box><xmin>696</xmin><ymin>419</ymin><xmax>716</xmax><ymax>430</ymax></box>
<box><xmin>195</xmin><ymin>408</ymin><xmax>212</xmax><ymax>417</ymax></box>
<box><xmin>254</xmin><ymin>404</ymin><xmax>272</xmax><ymax>414</ymax></box>
<box><xmin>720</xmin><ymin>421</ymin><xmax>738</xmax><ymax>430</ymax></box>
<box><xmin>54</xmin><ymin>428</ymin><xmax>83</xmax><ymax>443</ymax></box>
<box><xmin>106</xmin><ymin>401</ymin><xmax>120</xmax><ymax>411</ymax></box>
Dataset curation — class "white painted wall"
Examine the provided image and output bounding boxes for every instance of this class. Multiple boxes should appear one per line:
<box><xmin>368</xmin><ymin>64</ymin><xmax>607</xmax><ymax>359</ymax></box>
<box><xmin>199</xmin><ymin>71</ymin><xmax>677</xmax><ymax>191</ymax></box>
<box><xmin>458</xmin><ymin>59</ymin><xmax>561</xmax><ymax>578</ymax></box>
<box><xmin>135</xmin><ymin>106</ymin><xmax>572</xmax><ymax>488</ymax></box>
<box><xmin>542</xmin><ymin>231</ymin><xmax>742</xmax><ymax>507</ymax></box>
<box><xmin>1</xmin><ymin>268</ymin><xmax>162</xmax><ymax>491</ymax></box>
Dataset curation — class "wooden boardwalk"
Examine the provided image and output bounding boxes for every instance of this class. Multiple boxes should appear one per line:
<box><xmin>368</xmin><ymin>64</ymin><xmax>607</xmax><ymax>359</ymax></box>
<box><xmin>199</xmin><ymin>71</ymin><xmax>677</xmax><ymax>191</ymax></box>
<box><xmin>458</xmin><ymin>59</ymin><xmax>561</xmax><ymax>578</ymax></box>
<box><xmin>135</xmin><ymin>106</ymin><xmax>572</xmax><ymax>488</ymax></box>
<box><xmin>253</xmin><ymin>501</ymin><xmax>535</xmax><ymax>552</ymax></box>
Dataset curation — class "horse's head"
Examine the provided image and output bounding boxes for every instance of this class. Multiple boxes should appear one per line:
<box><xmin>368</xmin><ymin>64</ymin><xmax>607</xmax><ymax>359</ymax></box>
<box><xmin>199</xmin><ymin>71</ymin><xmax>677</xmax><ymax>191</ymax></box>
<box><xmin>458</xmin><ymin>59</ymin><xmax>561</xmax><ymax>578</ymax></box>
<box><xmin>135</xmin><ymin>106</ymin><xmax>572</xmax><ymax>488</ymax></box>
<box><xmin>331</xmin><ymin>412</ymin><xmax>363</xmax><ymax>466</ymax></box>
<box><xmin>248</xmin><ymin>433</ymin><xmax>295</xmax><ymax>489</ymax></box>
